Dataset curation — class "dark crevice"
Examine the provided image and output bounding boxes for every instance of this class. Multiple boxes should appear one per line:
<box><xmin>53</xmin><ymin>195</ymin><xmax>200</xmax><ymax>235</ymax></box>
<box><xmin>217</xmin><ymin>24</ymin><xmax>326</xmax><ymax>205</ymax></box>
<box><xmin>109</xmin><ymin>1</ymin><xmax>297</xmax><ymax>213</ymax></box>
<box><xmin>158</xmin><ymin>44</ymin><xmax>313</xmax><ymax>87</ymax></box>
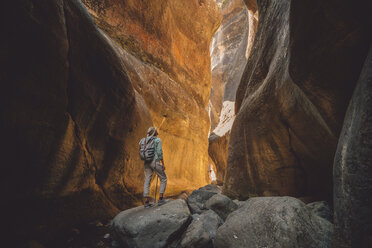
<box><xmin>281</xmin><ymin>120</ymin><xmax>307</xmax><ymax>195</ymax></box>
<box><xmin>63</xmin><ymin>0</ymin><xmax>117</xmax><ymax>209</ymax></box>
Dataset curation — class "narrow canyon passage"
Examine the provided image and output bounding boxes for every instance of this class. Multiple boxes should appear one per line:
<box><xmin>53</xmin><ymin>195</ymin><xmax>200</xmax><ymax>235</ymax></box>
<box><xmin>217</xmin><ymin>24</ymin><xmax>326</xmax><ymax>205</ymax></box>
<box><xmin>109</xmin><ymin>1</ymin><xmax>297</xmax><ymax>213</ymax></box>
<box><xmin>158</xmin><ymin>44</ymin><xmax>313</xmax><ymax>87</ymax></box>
<box><xmin>1</xmin><ymin>0</ymin><xmax>371</xmax><ymax>247</ymax></box>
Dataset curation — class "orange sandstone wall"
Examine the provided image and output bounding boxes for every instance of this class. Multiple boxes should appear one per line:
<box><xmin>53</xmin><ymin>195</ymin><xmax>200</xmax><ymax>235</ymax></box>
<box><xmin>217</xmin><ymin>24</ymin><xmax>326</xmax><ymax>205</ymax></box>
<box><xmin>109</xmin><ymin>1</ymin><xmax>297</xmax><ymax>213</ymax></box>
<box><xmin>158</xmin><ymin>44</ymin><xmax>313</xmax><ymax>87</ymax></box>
<box><xmin>83</xmin><ymin>0</ymin><xmax>222</xmax><ymax>194</ymax></box>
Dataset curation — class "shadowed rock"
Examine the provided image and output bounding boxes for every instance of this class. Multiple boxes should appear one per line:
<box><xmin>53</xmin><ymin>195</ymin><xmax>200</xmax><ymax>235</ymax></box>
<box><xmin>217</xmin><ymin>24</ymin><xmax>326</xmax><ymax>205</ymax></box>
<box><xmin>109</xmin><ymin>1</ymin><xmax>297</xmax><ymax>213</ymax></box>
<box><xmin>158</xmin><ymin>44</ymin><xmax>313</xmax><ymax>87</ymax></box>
<box><xmin>186</xmin><ymin>184</ymin><xmax>222</xmax><ymax>214</ymax></box>
<box><xmin>215</xmin><ymin>197</ymin><xmax>333</xmax><ymax>248</ymax></box>
<box><xmin>306</xmin><ymin>201</ymin><xmax>333</xmax><ymax>223</ymax></box>
<box><xmin>205</xmin><ymin>194</ymin><xmax>238</xmax><ymax>221</ymax></box>
<box><xmin>180</xmin><ymin>210</ymin><xmax>223</xmax><ymax>248</ymax></box>
<box><xmin>111</xmin><ymin>199</ymin><xmax>191</xmax><ymax>248</ymax></box>
<box><xmin>1</xmin><ymin>0</ymin><xmax>151</xmax><ymax>243</ymax></box>
<box><xmin>224</xmin><ymin>0</ymin><xmax>371</xmax><ymax>201</ymax></box>
<box><xmin>333</xmin><ymin>45</ymin><xmax>372</xmax><ymax>248</ymax></box>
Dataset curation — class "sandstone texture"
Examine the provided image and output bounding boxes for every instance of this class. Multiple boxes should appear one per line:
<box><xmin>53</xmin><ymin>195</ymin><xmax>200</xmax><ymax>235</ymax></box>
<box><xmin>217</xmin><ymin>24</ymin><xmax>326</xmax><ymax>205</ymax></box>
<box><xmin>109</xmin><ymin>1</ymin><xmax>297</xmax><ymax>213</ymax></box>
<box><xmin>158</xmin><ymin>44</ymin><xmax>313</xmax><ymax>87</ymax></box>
<box><xmin>82</xmin><ymin>0</ymin><xmax>222</xmax><ymax>195</ymax></box>
<box><xmin>186</xmin><ymin>188</ymin><xmax>219</xmax><ymax>214</ymax></box>
<box><xmin>1</xmin><ymin>0</ymin><xmax>222</xmax><ymax>244</ymax></box>
<box><xmin>208</xmin><ymin>0</ymin><xmax>258</xmax><ymax>183</ymax></box>
<box><xmin>111</xmin><ymin>199</ymin><xmax>191</xmax><ymax>248</ymax></box>
<box><xmin>180</xmin><ymin>210</ymin><xmax>223</xmax><ymax>248</ymax></box>
<box><xmin>306</xmin><ymin>201</ymin><xmax>333</xmax><ymax>223</ymax></box>
<box><xmin>224</xmin><ymin>0</ymin><xmax>371</xmax><ymax>201</ymax></box>
<box><xmin>333</xmin><ymin>46</ymin><xmax>372</xmax><ymax>248</ymax></box>
<box><xmin>82</xmin><ymin>0</ymin><xmax>221</xmax><ymax>105</ymax></box>
<box><xmin>1</xmin><ymin>0</ymin><xmax>153</xmax><ymax>243</ymax></box>
<box><xmin>205</xmin><ymin>194</ymin><xmax>238</xmax><ymax>221</ymax></box>
<box><xmin>215</xmin><ymin>197</ymin><xmax>333</xmax><ymax>248</ymax></box>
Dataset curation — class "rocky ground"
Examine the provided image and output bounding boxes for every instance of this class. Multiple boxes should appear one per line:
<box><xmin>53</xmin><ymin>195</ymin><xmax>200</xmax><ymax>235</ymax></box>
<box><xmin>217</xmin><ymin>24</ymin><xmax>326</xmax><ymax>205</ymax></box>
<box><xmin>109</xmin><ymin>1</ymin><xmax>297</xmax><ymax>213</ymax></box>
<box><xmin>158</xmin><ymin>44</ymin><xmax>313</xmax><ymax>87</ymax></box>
<box><xmin>109</xmin><ymin>184</ymin><xmax>333</xmax><ymax>248</ymax></box>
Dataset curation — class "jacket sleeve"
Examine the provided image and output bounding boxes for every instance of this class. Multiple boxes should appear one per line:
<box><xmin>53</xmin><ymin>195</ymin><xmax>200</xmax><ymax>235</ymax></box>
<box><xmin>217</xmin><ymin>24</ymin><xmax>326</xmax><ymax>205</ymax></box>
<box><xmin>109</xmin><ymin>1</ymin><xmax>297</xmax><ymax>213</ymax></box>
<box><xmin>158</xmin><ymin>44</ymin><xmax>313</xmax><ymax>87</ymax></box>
<box><xmin>155</xmin><ymin>138</ymin><xmax>163</xmax><ymax>160</ymax></box>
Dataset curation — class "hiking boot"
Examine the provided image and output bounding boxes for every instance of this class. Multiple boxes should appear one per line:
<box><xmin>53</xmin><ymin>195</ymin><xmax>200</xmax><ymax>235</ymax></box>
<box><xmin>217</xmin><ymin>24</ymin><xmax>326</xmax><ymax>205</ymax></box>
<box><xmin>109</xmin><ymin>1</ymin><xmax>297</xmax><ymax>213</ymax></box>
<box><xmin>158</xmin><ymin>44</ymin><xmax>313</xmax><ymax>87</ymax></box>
<box><xmin>144</xmin><ymin>201</ymin><xmax>154</xmax><ymax>208</ymax></box>
<box><xmin>157</xmin><ymin>198</ymin><xmax>169</xmax><ymax>206</ymax></box>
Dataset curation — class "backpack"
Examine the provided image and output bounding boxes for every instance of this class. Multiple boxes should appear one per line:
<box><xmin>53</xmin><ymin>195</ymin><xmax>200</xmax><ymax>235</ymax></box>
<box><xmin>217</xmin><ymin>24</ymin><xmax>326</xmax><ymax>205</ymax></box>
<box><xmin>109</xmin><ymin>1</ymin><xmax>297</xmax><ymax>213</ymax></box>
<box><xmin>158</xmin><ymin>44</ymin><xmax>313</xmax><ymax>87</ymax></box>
<box><xmin>139</xmin><ymin>136</ymin><xmax>156</xmax><ymax>162</ymax></box>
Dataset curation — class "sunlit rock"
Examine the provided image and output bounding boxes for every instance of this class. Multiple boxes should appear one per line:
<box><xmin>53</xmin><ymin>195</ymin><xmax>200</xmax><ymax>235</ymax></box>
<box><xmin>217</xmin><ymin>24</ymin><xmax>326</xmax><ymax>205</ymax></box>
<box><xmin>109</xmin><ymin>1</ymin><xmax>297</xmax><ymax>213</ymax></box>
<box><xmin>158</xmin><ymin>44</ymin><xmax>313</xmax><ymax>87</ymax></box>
<box><xmin>83</xmin><ymin>0</ymin><xmax>223</xmax><ymax>196</ymax></box>
<box><xmin>208</xmin><ymin>0</ymin><xmax>257</xmax><ymax>183</ymax></box>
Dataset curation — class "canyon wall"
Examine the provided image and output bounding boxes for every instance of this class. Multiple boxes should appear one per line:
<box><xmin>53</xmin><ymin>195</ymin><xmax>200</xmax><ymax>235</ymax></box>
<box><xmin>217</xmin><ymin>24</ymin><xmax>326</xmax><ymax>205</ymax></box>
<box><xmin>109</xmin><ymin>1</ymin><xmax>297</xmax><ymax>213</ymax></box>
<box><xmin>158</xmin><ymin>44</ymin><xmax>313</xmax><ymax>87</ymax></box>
<box><xmin>208</xmin><ymin>0</ymin><xmax>257</xmax><ymax>184</ymax></box>
<box><xmin>1</xmin><ymin>0</ymin><xmax>152</xmax><ymax>242</ymax></box>
<box><xmin>82</xmin><ymin>0</ymin><xmax>222</xmax><ymax>194</ymax></box>
<box><xmin>223</xmin><ymin>0</ymin><xmax>371</xmax><ymax>201</ymax></box>
<box><xmin>1</xmin><ymin>0</ymin><xmax>221</xmax><ymax>244</ymax></box>
<box><xmin>333</xmin><ymin>46</ymin><xmax>372</xmax><ymax>248</ymax></box>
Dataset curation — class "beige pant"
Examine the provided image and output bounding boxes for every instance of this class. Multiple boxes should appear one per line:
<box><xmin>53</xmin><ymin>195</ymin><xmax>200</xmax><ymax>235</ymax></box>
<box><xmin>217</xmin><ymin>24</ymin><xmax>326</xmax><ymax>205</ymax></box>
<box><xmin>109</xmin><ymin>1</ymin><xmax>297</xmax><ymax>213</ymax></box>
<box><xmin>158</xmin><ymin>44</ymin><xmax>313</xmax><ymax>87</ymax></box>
<box><xmin>143</xmin><ymin>159</ymin><xmax>167</xmax><ymax>197</ymax></box>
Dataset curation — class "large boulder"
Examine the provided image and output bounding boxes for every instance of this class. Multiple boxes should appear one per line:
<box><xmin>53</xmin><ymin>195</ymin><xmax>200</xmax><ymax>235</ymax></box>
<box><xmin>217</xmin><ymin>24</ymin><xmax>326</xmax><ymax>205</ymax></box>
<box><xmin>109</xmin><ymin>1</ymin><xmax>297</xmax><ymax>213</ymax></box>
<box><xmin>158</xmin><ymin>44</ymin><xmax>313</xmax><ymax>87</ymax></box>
<box><xmin>205</xmin><ymin>194</ymin><xmax>238</xmax><ymax>221</ymax></box>
<box><xmin>111</xmin><ymin>199</ymin><xmax>191</xmax><ymax>248</ymax></box>
<box><xmin>224</xmin><ymin>0</ymin><xmax>371</xmax><ymax>201</ymax></box>
<box><xmin>1</xmin><ymin>0</ymin><xmax>151</xmax><ymax>243</ymax></box>
<box><xmin>333</xmin><ymin>46</ymin><xmax>372</xmax><ymax>248</ymax></box>
<box><xmin>186</xmin><ymin>188</ymin><xmax>220</xmax><ymax>214</ymax></box>
<box><xmin>215</xmin><ymin>197</ymin><xmax>333</xmax><ymax>248</ymax></box>
<box><xmin>180</xmin><ymin>210</ymin><xmax>223</xmax><ymax>248</ymax></box>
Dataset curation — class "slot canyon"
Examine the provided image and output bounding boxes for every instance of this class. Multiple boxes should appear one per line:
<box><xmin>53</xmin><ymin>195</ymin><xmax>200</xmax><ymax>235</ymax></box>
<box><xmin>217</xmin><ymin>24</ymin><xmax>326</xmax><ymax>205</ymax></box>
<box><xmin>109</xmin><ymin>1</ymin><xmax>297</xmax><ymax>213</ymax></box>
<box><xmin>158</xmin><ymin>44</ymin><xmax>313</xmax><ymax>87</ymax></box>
<box><xmin>1</xmin><ymin>0</ymin><xmax>371</xmax><ymax>247</ymax></box>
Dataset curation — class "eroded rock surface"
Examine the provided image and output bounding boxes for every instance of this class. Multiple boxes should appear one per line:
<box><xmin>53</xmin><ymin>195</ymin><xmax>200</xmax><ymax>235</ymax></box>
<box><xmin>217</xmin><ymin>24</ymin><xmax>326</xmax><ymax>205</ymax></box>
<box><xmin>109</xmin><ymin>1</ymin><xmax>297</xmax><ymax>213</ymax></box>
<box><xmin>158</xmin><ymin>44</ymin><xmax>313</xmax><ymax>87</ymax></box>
<box><xmin>186</xmin><ymin>186</ymin><xmax>220</xmax><ymax>214</ymax></box>
<box><xmin>333</xmin><ymin>46</ymin><xmax>372</xmax><ymax>248</ymax></box>
<box><xmin>82</xmin><ymin>0</ymin><xmax>222</xmax><ymax>195</ymax></box>
<box><xmin>111</xmin><ymin>199</ymin><xmax>191</xmax><ymax>248</ymax></box>
<box><xmin>306</xmin><ymin>201</ymin><xmax>333</xmax><ymax>223</ymax></box>
<box><xmin>208</xmin><ymin>0</ymin><xmax>258</xmax><ymax>183</ymax></box>
<box><xmin>224</xmin><ymin>0</ymin><xmax>371</xmax><ymax>201</ymax></box>
<box><xmin>180</xmin><ymin>210</ymin><xmax>223</xmax><ymax>248</ymax></box>
<box><xmin>82</xmin><ymin>0</ymin><xmax>221</xmax><ymax>106</ymax></box>
<box><xmin>1</xmin><ymin>0</ymin><xmax>151</xmax><ymax>243</ymax></box>
<box><xmin>205</xmin><ymin>194</ymin><xmax>238</xmax><ymax>221</ymax></box>
<box><xmin>215</xmin><ymin>197</ymin><xmax>333</xmax><ymax>248</ymax></box>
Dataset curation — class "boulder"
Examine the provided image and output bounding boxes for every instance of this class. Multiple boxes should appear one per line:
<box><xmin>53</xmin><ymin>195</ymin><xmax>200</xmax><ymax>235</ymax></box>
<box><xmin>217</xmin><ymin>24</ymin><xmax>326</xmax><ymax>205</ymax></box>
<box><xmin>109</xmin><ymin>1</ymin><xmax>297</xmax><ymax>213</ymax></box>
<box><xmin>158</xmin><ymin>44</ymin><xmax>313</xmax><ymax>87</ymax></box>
<box><xmin>180</xmin><ymin>210</ymin><xmax>223</xmax><ymax>248</ymax></box>
<box><xmin>198</xmin><ymin>184</ymin><xmax>222</xmax><ymax>194</ymax></box>
<box><xmin>186</xmin><ymin>190</ymin><xmax>218</xmax><ymax>214</ymax></box>
<box><xmin>224</xmin><ymin>0</ymin><xmax>371</xmax><ymax>202</ymax></box>
<box><xmin>333</xmin><ymin>45</ymin><xmax>372</xmax><ymax>248</ymax></box>
<box><xmin>205</xmin><ymin>194</ymin><xmax>238</xmax><ymax>221</ymax></box>
<box><xmin>111</xmin><ymin>199</ymin><xmax>191</xmax><ymax>248</ymax></box>
<box><xmin>306</xmin><ymin>201</ymin><xmax>333</xmax><ymax>223</ymax></box>
<box><xmin>215</xmin><ymin>197</ymin><xmax>333</xmax><ymax>248</ymax></box>
<box><xmin>232</xmin><ymin>199</ymin><xmax>245</xmax><ymax>208</ymax></box>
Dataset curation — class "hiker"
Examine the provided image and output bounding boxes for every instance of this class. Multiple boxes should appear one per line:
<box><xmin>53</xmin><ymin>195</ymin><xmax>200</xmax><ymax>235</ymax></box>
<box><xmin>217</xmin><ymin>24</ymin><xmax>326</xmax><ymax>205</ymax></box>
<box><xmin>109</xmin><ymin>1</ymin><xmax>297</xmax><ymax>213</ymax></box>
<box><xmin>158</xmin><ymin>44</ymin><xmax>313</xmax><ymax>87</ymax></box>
<box><xmin>139</xmin><ymin>127</ymin><xmax>168</xmax><ymax>208</ymax></box>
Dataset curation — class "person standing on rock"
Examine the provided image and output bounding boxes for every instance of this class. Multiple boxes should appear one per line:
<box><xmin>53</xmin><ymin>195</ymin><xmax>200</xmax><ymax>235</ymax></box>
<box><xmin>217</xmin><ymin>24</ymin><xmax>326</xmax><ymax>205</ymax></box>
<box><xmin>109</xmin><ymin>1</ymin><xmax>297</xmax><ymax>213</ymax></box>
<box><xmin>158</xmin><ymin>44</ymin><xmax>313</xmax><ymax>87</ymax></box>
<box><xmin>139</xmin><ymin>127</ymin><xmax>168</xmax><ymax>208</ymax></box>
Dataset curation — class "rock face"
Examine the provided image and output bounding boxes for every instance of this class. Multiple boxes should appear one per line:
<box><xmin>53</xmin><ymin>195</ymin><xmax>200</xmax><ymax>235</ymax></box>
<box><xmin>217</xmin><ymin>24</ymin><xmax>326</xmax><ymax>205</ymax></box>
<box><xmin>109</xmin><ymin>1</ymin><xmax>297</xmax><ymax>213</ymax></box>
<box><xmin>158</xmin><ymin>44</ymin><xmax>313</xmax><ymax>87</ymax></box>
<box><xmin>180</xmin><ymin>210</ymin><xmax>223</xmax><ymax>248</ymax></box>
<box><xmin>333</xmin><ymin>46</ymin><xmax>372</xmax><ymax>248</ymax></box>
<box><xmin>208</xmin><ymin>0</ymin><xmax>258</xmax><ymax>183</ymax></box>
<box><xmin>1</xmin><ymin>0</ymin><xmax>151</xmax><ymax>242</ymax></box>
<box><xmin>82</xmin><ymin>0</ymin><xmax>221</xmax><ymax>105</ymax></box>
<box><xmin>1</xmin><ymin>0</ymin><xmax>222</xmax><ymax>243</ymax></box>
<box><xmin>111</xmin><ymin>199</ymin><xmax>191</xmax><ymax>248</ymax></box>
<box><xmin>306</xmin><ymin>201</ymin><xmax>333</xmax><ymax>223</ymax></box>
<box><xmin>205</xmin><ymin>194</ymin><xmax>238</xmax><ymax>220</ymax></box>
<box><xmin>186</xmin><ymin>186</ymin><xmax>220</xmax><ymax>214</ymax></box>
<box><xmin>224</xmin><ymin>0</ymin><xmax>371</xmax><ymax>201</ymax></box>
<box><xmin>107</xmin><ymin>38</ymin><xmax>212</xmax><ymax>196</ymax></box>
<box><xmin>215</xmin><ymin>197</ymin><xmax>333</xmax><ymax>248</ymax></box>
<box><xmin>82</xmin><ymin>0</ymin><xmax>222</xmax><ymax>195</ymax></box>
